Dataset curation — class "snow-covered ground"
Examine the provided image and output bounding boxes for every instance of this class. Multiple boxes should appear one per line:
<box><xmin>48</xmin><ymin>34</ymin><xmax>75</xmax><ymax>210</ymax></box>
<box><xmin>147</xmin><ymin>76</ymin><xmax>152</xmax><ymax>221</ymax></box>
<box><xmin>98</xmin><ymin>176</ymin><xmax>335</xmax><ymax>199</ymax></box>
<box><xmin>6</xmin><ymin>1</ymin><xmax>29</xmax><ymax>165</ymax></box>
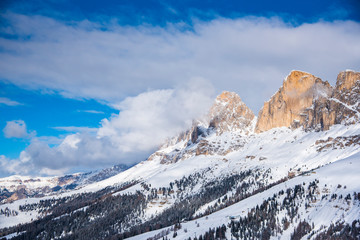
<box><xmin>1</xmin><ymin>123</ymin><xmax>359</xmax><ymax>235</ymax></box>
<box><xmin>128</xmin><ymin>152</ymin><xmax>360</xmax><ymax>239</ymax></box>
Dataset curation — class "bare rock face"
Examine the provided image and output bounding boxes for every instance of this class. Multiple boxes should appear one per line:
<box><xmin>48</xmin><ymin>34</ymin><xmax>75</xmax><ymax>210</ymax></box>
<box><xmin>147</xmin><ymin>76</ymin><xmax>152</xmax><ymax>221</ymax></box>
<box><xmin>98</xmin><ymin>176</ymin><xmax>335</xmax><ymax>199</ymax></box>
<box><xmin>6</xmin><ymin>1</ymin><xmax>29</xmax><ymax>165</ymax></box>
<box><xmin>329</xmin><ymin>70</ymin><xmax>360</xmax><ymax>125</ymax></box>
<box><xmin>208</xmin><ymin>91</ymin><xmax>255</xmax><ymax>135</ymax></box>
<box><xmin>335</xmin><ymin>70</ymin><xmax>360</xmax><ymax>91</ymax></box>
<box><xmin>255</xmin><ymin>71</ymin><xmax>333</xmax><ymax>133</ymax></box>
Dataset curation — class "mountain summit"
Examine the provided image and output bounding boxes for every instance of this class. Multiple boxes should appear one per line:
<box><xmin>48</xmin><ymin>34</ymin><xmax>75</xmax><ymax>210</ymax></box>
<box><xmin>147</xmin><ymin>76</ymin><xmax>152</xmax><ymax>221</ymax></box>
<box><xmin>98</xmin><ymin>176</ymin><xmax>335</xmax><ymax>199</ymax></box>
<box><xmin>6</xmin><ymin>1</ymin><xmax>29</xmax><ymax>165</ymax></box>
<box><xmin>148</xmin><ymin>91</ymin><xmax>255</xmax><ymax>163</ymax></box>
<box><xmin>208</xmin><ymin>91</ymin><xmax>255</xmax><ymax>134</ymax></box>
<box><xmin>255</xmin><ymin>70</ymin><xmax>333</xmax><ymax>133</ymax></box>
<box><xmin>256</xmin><ymin>69</ymin><xmax>360</xmax><ymax>133</ymax></box>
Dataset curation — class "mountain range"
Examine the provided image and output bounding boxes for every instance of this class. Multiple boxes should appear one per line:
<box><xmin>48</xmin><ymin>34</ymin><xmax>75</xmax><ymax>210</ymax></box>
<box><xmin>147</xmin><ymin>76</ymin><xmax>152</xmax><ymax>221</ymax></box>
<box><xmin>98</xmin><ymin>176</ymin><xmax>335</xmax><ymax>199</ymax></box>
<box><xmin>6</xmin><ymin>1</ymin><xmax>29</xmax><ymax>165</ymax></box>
<box><xmin>1</xmin><ymin>69</ymin><xmax>360</xmax><ymax>240</ymax></box>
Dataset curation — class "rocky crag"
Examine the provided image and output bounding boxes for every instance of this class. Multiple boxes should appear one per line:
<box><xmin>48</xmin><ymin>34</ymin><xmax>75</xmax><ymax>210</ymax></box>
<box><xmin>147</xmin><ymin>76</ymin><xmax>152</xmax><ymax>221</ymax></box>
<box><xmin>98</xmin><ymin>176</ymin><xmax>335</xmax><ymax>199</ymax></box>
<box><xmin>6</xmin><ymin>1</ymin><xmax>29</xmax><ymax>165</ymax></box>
<box><xmin>148</xmin><ymin>91</ymin><xmax>255</xmax><ymax>163</ymax></box>
<box><xmin>256</xmin><ymin>70</ymin><xmax>360</xmax><ymax>133</ymax></box>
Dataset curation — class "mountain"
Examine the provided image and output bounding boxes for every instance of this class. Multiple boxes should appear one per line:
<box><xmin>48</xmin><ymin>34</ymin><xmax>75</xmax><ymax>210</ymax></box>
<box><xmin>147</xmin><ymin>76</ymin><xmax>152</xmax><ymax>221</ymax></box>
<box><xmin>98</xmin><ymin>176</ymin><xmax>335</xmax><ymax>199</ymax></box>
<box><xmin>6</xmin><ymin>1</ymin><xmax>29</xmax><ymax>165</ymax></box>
<box><xmin>256</xmin><ymin>70</ymin><xmax>360</xmax><ymax>133</ymax></box>
<box><xmin>208</xmin><ymin>91</ymin><xmax>255</xmax><ymax>135</ymax></box>
<box><xmin>147</xmin><ymin>91</ymin><xmax>255</xmax><ymax>163</ymax></box>
<box><xmin>255</xmin><ymin>70</ymin><xmax>333</xmax><ymax>132</ymax></box>
<box><xmin>0</xmin><ymin>70</ymin><xmax>359</xmax><ymax>240</ymax></box>
<box><xmin>0</xmin><ymin>164</ymin><xmax>129</xmax><ymax>203</ymax></box>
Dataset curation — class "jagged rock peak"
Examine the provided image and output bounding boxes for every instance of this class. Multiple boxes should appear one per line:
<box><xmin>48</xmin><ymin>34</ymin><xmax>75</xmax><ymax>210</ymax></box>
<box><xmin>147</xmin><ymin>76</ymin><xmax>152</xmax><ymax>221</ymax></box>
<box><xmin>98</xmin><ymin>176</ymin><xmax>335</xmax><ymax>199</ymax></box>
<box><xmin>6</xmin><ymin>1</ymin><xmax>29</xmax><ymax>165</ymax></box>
<box><xmin>255</xmin><ymin>70</ymin><xmax>333</xmax><ymax>133</ymax></box>
<box><xmin>335</xmin><ymin>70</ymin><xmax>360</xmax><ymax>91</ymax></box>
<box><xmin>330</xmin><ymin>70</ymin><xmax>360</xmax><ymax>125</ymax></box>
<box><xmin>162</xmin><ymin>91</ymin><xmax>255</xmax><ymax>147</ymax></box>
<box><xmin>147</xmin><ymin>91</ymin><xmax>255</xmax><ymax>163</ymax></box>
<box><xmin>208</xmin><ymin>91</ymin><xmax>255</xmax><ymax>134</ymax></box>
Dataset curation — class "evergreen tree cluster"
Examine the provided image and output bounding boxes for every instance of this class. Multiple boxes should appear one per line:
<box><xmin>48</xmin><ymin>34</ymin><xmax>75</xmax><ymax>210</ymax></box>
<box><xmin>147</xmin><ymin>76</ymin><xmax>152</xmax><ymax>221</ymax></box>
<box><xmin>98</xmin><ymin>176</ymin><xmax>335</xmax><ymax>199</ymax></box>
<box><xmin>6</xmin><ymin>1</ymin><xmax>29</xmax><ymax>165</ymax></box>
<box><xmin>229</xmin><ymin>183</ymin><xmax>310</xmax><ymax>240</ymax></box>
<box><xmin>0</xmin><ymin>207</ymin><xmax>18</xmax><ymax>217</ymax></box>
<box><xmin>290</xmin><ymin>220</ymin><xmax>312</xmax><ymax>240</ymax></box>
<box><xmin>314</xmin><ymin>220</ymin><xmax>360</xmax><ymax>240</ymax></box>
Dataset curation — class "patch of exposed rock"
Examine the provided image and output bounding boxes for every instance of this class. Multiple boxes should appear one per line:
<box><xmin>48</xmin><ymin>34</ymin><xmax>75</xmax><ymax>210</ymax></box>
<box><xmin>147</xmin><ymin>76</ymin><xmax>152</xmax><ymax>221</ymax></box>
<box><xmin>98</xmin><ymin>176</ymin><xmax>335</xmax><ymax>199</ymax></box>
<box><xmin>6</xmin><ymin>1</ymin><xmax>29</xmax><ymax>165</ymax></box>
<box><xmin>315</xmin><ymin>135</ymin><xmax>360</xmax><ymax>152</ymax></box>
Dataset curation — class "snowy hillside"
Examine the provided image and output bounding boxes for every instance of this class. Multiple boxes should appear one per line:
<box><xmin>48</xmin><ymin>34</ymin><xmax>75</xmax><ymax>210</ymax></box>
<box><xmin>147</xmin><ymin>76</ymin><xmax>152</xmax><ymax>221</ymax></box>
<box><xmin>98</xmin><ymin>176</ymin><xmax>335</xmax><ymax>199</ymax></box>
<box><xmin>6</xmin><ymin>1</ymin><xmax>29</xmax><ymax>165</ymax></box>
<box><xmin>128</xmin><ymin>153</ymin><xmax>360</xmax><ymax>240</ymax></box>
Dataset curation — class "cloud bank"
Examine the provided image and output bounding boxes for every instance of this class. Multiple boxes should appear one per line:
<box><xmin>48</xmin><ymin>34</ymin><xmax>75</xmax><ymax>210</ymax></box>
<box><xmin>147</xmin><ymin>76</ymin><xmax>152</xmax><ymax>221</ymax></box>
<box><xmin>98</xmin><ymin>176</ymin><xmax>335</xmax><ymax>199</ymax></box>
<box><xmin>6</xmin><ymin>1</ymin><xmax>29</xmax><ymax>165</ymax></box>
<box><xmin>1</xmin><ymin>13</ymin><xmax>359</xmax><ymax>112</ymax></box>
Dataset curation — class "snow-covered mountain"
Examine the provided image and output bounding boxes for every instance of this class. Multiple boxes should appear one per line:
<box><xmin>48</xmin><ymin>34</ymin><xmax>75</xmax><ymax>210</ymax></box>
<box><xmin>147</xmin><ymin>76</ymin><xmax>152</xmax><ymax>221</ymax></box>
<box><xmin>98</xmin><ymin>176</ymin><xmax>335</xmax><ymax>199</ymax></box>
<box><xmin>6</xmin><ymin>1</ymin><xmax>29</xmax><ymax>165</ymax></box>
<box><xmin>0</xmin><ymin>70</ymin><xmax>359</xmax><ymax>240</ymax></box>
<box><xmin>0</xmin><ymin>164</ymin><xmax>129</xmax><ymax>203</ymax></box>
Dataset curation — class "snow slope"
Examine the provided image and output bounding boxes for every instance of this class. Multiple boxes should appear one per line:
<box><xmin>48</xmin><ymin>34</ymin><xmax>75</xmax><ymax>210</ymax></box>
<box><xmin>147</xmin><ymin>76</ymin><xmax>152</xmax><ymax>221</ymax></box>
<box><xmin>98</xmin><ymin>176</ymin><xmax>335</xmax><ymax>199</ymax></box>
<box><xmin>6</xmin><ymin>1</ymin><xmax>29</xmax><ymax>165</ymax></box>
<box><xmin>128</xmin><ymin>152</ymin><xmax>360</xmax><ymax>240</ymax></box>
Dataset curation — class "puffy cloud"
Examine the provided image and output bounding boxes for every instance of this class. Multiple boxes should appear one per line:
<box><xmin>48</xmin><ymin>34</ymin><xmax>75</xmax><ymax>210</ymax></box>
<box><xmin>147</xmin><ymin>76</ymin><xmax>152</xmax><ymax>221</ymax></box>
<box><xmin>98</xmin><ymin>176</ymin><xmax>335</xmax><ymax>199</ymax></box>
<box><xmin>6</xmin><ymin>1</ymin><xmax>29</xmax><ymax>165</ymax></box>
<box><xmin>0</xmin><ymin>80</ymin><xmax>214</xmax><ymax>176</ymax></box>
<box><xmin>99</xmin><ymin>78</ymin><xmax>214</xmax><ymax>152</ymax></box>
<box><xmin>0</xmin><ymin>97</ymin><xmax>22</xmax><ymax>106</ymax></box>
<box><xmin>3</xmin><ymin>120</ymin><xmax>35</xmax><ymax>138</ymax></box>
<box><xmin>0</xmin><ymin>13</ymin><xmax>359</xmax><ymax>112</ymax></box>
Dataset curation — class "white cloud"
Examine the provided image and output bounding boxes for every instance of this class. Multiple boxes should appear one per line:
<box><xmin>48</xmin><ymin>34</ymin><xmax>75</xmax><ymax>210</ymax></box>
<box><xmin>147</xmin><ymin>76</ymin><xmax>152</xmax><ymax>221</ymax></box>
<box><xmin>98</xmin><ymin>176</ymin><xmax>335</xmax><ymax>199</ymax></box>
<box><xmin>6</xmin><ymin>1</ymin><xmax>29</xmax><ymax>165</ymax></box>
<box><xmin>0</xmin><ymin>97</ymin><xmax>22</xmax><ymax>106</ymax></box>
<box><xmin>99</xmin><ymin>77</ymin><xmax>214</xmax><ymax>152</ymax></box>
<box><xmin>0</xmin><ymin>80</ymin><xmax>214</xmax><ymax>176</ymax></box>
<box><xmin>76</xmin><ymin>110</ymin><xmax>104</xmax><ymax>114</ymax></box>
<box><xmin>3</xmin><ymin>120</ymin><xmax>35</xmax><ymax>138</ymax></box>
<box><xmin>0</xmin><ymin>13</ymin><xmax>359</xmax><ymax>112</ymax></box>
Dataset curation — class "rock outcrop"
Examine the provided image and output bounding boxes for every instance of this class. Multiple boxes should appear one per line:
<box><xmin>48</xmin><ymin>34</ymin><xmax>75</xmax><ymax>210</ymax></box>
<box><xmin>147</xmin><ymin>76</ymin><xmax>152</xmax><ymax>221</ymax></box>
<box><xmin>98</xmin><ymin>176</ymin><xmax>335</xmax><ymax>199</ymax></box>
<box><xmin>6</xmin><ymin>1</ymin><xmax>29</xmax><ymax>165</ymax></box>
<box><xmin>160</xmin><ymin>91</ymin><xmax>255</xmax><ymax>147</ymax></box>
<box><xmin>255</xmin><ymin>71</ymin><xmax>333</xmax><ymax>133</ymax></box>
<box><xmin>329</xmin><ymin>70</ymin><xmax>360</xmax><ymax>125</ymax></box>
<box><xmin>255</xmin><ymin>70</ymin><xmax>360</xmax><ymax>133</ymax></box>
<box><xmin>208</xmin><ymin>91</ymin><xmax>255</xmax><ymax>135</ymax></box>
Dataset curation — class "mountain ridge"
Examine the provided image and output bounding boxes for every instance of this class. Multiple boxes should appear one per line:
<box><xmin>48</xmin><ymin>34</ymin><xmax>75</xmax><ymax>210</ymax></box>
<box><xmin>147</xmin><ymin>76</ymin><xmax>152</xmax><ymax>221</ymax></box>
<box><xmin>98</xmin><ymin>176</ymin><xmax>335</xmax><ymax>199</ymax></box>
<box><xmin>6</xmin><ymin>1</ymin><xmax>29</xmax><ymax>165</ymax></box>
<box><xmin>147</xmin><ymin>69</ymin><xmax>359</xmax><ymax>165</ymax></box>
<box><xmin>0</xmin><ymin>69</ymin><xmax>360</xmax><ymax>240</ymax></box>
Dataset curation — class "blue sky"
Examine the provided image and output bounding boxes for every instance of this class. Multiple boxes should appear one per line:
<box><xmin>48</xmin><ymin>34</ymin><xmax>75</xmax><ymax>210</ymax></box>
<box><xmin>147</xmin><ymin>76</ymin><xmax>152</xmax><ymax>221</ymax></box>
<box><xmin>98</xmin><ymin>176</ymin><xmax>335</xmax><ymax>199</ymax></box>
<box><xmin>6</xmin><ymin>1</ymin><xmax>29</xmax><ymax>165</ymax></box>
<box><xmin>0</xmin><ymin>81</ymin><xmax>115</xmax><ymax>158</ymax></box>
<box><xmin>0</xmin><ymin>0</ymin><xmax>360</xmax><ymax>177</ymax></box>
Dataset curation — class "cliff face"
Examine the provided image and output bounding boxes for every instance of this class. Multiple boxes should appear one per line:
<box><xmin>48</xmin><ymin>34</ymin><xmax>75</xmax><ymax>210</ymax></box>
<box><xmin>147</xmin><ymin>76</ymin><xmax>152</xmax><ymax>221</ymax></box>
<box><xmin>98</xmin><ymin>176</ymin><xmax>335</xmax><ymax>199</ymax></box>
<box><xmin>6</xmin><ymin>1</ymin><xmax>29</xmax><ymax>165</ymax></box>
<box><xmin>255</xmin><ymin>71</ymin><xmax>333</xmax><ymax>133</ymax></box>
<box><xmin>255</xmin><ymin>70</ymin><xmax>360</xmax><ymax>133</ymax></box>
<box><xmin>330</xmin><ymin>70</ymin><xmax>360</xmax><ymax>125</ymax></box>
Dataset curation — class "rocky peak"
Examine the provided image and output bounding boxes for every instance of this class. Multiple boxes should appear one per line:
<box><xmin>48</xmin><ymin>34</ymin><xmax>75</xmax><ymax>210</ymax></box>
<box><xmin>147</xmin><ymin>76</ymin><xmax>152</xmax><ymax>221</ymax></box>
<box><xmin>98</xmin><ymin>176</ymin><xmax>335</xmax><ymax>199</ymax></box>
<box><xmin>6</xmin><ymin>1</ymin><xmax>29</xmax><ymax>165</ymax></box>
<box><xmin>148</xmin><ymin>91</ymin><xmax>255</xmax><ymax>163</ymax></box>
<box><xmin>335</xmin><ymin>70</ymin><xmax>360</xmax><ymax>92</ymax></box>
<box><xmin>255</xmin><ymin>70</ymin><xmax>333</xmax><ymax>133</ymax></box>
<box><xmin>208</xmin><ymin>91</ymin><xmax>255</xmax><ymax>135</ymax></box>
<box><xmin>330</xmin><ymin>70</ymin><xmax>360</xmax><ymax>125</ymax></box>
<box><xmin>161</xmin><ymin>91</ymin><xmax>255</xmax><ymax>147</ymax></box>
